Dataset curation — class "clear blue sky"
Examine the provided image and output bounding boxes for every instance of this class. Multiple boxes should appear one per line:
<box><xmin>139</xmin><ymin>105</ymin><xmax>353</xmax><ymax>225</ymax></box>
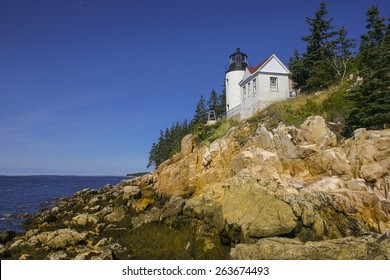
<box><xmin>1</xmin><ymin>0</ymin><xmax>389</xmax><ymax>175</ymax></box>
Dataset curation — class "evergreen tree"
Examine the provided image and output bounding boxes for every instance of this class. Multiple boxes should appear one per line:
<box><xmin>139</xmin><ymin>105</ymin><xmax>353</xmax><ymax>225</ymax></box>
<box><xmin>301</xmin><ymin>2</ymin><xmax>337</xmax><ymax>92</ymax></box>
<box><xmin>216</xmin><ymin>88</ymin><xmax>226</xmax><ymax>118</ymax></box>
<box><xmin>207</xmin><ymin>89</ymin><xmax>219</xmax><ymax>112</ymax></box>
<box><xmin>192</xmin><ymin>95</ymin><xmax>208</xmax><ymax>125</ymax></box>
<box><xmin>290</xmin><ymin>2</ymin><xmax>342</xmax><ymax>93</ymax></box>
<box><xmin>147</xmin><ymin>143</ymin><xmax>157</xmax><ymax>168</ymax></box>
<box><xmin>347</xmin><ymin>6</ymin><xmax>390</xmax><ymax>129</ymax></box>
<box><xmin>182</xmin><ymin>118</ymin><xmax>189</xmax><ymax>132</ymax></box>
<box><xmin>326</xmin><ymin>26</ymin><xmax>356</xmax><ymax>80</ymax></box>
<box><xmin>147</xmin><ymin>120</ymin><xmax>193</xmax><ymax>168</ymax></box>
<box><xmin>289</xmin><ymin>50</ymin><xmax>308</xmax><ymax>90</ymax></box>
<box><xmin>359</xmin><ymin>6</ymin><xmax>387</xmax><ymax>78</ymax></box>
<box><xmin>302</xmin><ymin>2</ymin><xmax>336</xmax><ymax>55</ymax></box>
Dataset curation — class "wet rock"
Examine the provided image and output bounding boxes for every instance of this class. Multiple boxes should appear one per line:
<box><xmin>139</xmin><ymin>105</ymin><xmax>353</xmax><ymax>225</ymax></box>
<box><xmin>0</xmin><ymin>244</ymin><xmax>9</xmax><ymax>258</ymax></box>
<box><xmin>0</xmin><ymin>230</ymin><xmax>16</xmax><ymax>244</ymax></box>
<box><xmin>159</xmin><ymin>197</ymin><xmax>186</xmax><ymax>222</ymax></box>
<box><xmin>44</xmin><ymin>228</ymin><xmax>87</xmax><ymax>249</ymax></box>
<box><xmin>8</xmin><ymin>239</ymin><xmax>25</xmax><ymax>255</ymax></box>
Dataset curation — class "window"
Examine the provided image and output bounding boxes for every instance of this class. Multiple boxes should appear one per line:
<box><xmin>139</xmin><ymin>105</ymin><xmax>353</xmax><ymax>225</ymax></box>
<box><xmin>243</xmin><ymin>85</ymin><xmax>246</xmax><ymax>99</ymax></box>
<box><xmin>248</xmin><ymin>82</ymin><xmax>251</xmax><ymax>95</ymax></box>
<box><xmin>253</xmin><ymin>79</ymin><xmax>256</xmax><ymax>93</ymax></box>
<box><xmin>270</xmin><ymin>77</ymin><xmax>278</xmax><ymax>91</ymax></box>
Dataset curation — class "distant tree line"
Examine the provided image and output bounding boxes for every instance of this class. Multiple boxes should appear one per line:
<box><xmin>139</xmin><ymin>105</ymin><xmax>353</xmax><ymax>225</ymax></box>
<box><xmin>289</xmin><ymin>2</ymin><xmax>389</xmax><ymax>130</ymax></box>
<box><xmin>147</xmin><ymin>89</ymin><xmax>225</xmax><ymax>168</ymax></box>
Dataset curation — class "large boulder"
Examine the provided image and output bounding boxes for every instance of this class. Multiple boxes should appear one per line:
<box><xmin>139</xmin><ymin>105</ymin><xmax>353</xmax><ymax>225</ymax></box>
<box><xmin>231</xmin><ymin>234</ymin><xmax>390</xmax><ymax>260</ymax></box>
<box><xmin>123</xmin><ymin>185</ymin><xmax>141</xmax><ymax>200</ymax></box>
<box><xmin>43</xmin><ymin>228</ymin><xmax>87</xmax><ymax>249</ymax></box>
<box><xmin>105</xmin><ymin>206</ymin><xmax>125</xmax><ymax>222</ymax></box>
<box><xmin>272</xmin><ymin>124</ymin><xmax>312</xmax><ymax>175</ymax></box>
<box><xmin>231</xmin><ymin>147</ymin><xmax>282</xmax><ymax>176</ymax></box>
<box><xmin>222</xmin><ymin>178</ymin><xmax>298</xmax><ymax>239</ymax></box>
<box><xmin>296</xmin><ymin>116</ymin><xmax>337</xmax><ymax>148</ymax></box>
<box><xmin>185</xmin><ymin>177</ymin><xmax>298</xmax><ymax>240</ymax></box>
<box><xmin>345</xmin><ymin>129</ymin><xmax>390</xmax><ymax>181</ymax></box>
<box><xmin>72</xmin><ymin>213</ymin><xmax>99</xmax><ymax>227</ymax></box>
<box><xmin>181</xmin><ymin>134</ymin><xmax>194</xmax><ymax>157</ymax></box>
<box><xmin>247</xmin><ymin>125</ymin><xmax>275</xmax><ymax>150</ymax></box>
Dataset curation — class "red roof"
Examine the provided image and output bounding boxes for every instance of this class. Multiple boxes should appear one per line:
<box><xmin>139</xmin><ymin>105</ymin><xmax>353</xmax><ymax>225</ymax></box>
<box><xmin>247</xmin><ymin>55</ymin><xmax>272</xmax><ymax>74</ymax></box>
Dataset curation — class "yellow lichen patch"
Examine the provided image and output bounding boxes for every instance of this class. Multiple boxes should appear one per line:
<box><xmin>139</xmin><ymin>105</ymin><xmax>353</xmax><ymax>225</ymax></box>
<box><xmin>132</xmin><ymin>198</ymin><xmax>155</xmax><ymax>213</ymax></box>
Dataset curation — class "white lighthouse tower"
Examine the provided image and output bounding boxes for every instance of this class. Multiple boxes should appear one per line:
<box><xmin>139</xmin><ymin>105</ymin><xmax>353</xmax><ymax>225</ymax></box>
<box><xmin>225</xmin><ymin>48</ymin><xmax>248</xmax><ymax>119</ymax></box>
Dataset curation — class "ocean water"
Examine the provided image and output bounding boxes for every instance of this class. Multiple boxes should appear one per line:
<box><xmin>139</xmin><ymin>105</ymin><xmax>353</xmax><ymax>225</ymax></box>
<box><xmin>0</xmin><ymin>175</ymin><xmax>125</xmax><ymax>232</ymax></box>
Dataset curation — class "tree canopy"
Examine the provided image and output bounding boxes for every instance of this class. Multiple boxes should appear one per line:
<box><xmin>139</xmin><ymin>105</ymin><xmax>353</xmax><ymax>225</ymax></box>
<box><xmin>289</xmin><ymin>3</ymin><xmax>389</xmax><ymax>129</ymax></box>
<box><xmin>346</xmin><ymin>6</ymin><xmax>390</xmax><ymax>129</ymax></box>
<box><xmin>289</xmin><ymin>2</ymin><xmax>356</xmax><ymax>93</ymax></box>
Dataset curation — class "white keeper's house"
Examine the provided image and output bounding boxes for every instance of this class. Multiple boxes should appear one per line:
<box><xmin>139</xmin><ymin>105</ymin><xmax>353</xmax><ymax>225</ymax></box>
<box><xmin>225</xmin><ymin>48</ymin><xmax>295</xmax><ymax>120</ymax></box>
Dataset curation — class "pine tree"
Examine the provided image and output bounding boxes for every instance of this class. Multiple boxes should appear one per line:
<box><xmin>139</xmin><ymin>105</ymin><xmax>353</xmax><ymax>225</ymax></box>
<box><xmin>192</xmin><ymin>95</ymin><xmax>208</xmax><ymax>125</ymax></box>
<box><xmin>347</xmin><ymin>6</ymin><xmax>390</xmax><ymax>129</ymax></box>
<box><xmin>289</xmin><ymin>50</ymin><xmax>308</xmax><ymax>90</ymax></box>
<box><xmin>147</xmin><ymin>143</ymin><xmax>157</xmax><ymax>168</ymax></box>
<box><xmin>147</xmin><ymin>119</ymin><xmax>193</xmax><ymax>169</ymax></box>
<box><xmin>301</xmin><ymin>2</ymin><xmax>337</xmax><ymax>92</ymax></box>
<box><xmin>207</xmin><ymin>89</ymin><xmax>219</xmax><ymax>112</ymax></box>
<box><xmin>290</xmin><ymin>2</ymin><xmax>340</xmax><ymax>93</ymax></box>
<box><xmin>302</xmin><ymin>2</ymin><xmax>336</xmax><ymax>55</ymax></box>
<box><xmin>216</xmin><ymin>88</ymin><xmax>226</xmax><ymax>118</ymax></box>
<box><xmin>326</xmin><ymin>26</ymin><xmax>356</xmax><ymax>80</ymax></box>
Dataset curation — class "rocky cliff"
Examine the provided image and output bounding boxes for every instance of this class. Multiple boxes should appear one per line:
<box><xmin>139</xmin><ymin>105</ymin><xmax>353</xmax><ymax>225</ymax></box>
<box><xmin>1</xmin><ymin>116</ymin><xmax>389</xmax><ymax>259</ymax></box>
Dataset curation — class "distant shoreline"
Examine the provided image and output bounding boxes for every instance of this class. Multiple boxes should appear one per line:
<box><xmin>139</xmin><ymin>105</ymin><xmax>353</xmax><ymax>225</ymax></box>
<box><xmin>126</xmin><ymin>172</ymin><xmax>149</xmax><ymax>177</ymax></box>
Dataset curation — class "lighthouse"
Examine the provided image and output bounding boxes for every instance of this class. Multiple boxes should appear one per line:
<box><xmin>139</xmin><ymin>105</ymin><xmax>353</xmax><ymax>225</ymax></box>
<box><xmin>224</xmin><ymin>48</ymin><xmax>293</xmax><ymax>120</ymax></box>
<box><xmin>225</xmin><ymin>48</ymin><xmax>248</xmax><ymax>119</ymax></box>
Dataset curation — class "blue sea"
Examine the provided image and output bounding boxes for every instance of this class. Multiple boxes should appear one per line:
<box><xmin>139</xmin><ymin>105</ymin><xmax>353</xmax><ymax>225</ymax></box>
<box><xmin>0</xmin><ymin>175</ymin><xmax>126</xmax><ymax>232</ymax></box>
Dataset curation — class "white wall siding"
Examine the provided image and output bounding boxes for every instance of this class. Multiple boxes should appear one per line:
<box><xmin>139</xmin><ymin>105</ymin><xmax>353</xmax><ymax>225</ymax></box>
<box><xmin>226</xmin><ymin>70</ymin><xmax>244</xmax><ymax>113</ymax></box>
<box><xmin>260</xmin><ymin>57</ymin><xmax>290</xmax><ymax>74</ymax></box>
<box><xmin>258</xmin><ymin>74</ymin><xmax>290</xmax><ymax>101</ymax></box>
<box><xmin>240</xmin><ymin>74</ymin><xmax>290</xmax><ymax>120</ymax></box>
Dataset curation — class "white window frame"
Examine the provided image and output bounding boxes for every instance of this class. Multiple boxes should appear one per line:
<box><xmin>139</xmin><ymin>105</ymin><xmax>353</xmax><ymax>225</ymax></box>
<box><xmin>243</xmin><ymin>85</ymin><xmax>246</xmax><ymax>99</ymax></box>
<box><xmin>270</xmin><ymin>77</ymin><xmax>278</xmax><ymax>91</ymax></box>
<box><xmin>253</xmin><ymin>78</ymin><xmax>256</xmax><ymax>93</ymax></box>
<box><xmin>248</xmin><ymin>82</ymin><xmax>251</xmax><ymax>95</ymax></box>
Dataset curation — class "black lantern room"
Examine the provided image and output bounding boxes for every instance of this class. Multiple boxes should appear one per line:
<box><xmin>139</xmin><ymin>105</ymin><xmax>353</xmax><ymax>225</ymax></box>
<box><xmin>227</xmin><ymin>48</ymin><xmax>248</xmax><ymax>72</ymax></box>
